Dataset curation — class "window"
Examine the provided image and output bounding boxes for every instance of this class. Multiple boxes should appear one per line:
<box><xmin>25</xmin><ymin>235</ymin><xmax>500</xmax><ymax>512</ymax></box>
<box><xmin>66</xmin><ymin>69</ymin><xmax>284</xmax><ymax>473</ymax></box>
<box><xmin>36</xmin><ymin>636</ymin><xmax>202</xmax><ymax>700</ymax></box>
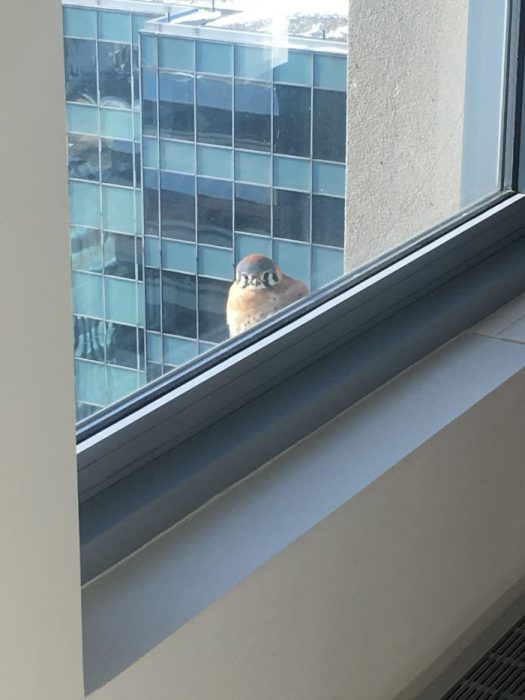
<box><xmin>61</xmin><ymin>1</ymin><xmax>523</xmax><ymax>581</ymax></box>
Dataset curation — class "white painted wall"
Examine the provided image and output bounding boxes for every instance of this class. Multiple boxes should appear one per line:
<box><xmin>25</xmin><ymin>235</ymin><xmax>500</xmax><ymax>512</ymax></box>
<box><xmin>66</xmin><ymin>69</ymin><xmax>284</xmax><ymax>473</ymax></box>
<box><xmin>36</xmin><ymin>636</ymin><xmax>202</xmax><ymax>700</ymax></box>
<box><xmin>345</xmin><ymin>0</ymin><xmax>469</xmax><ymax>270</ymax></box>
<box><xmin>0</xmin><ymin>1</ymin><xmax>84</xmax><ymax>698</ymax></box>
<box><xmin>90</xmin><ymin>366</ymin><xmax>525</xmax><ymax>700</ymax></box>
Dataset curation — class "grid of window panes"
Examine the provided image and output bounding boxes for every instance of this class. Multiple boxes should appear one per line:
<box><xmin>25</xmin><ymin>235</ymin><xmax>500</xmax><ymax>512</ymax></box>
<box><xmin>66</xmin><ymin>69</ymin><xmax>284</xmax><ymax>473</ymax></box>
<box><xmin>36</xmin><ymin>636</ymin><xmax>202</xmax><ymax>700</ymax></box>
<box><xmin>64</xmin><ymin>5</ymin><xmax>169</xmax><ymax>419</ymax></box>
<box><xmin>141</xmin><ymin>31</ymin><xmax>346</xmax><ymax>381</ymax></box>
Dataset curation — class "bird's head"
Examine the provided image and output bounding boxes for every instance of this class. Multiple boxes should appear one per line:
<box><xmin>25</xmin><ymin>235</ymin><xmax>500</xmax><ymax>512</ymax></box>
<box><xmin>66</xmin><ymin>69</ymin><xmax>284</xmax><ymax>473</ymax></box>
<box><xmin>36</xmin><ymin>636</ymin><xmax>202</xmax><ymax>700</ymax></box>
<box><xmin>234</xmin><ymin>254</ymin><xmax>282</xmax><ymax>290</ymax></box>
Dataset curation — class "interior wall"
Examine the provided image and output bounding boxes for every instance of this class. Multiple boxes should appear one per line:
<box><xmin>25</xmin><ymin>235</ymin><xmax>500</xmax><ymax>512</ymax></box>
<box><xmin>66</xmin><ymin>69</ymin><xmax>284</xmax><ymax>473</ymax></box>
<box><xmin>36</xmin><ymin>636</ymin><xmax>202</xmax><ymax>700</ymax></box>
<box><xmin>91</xmin><ymin>370</ymin><xmax>525</xmax><ymax>700</ymax></box>
<box><xmin>0</xmin><ymin>1</ymin><xmax>84</xmax><ymax>698</ymax></box>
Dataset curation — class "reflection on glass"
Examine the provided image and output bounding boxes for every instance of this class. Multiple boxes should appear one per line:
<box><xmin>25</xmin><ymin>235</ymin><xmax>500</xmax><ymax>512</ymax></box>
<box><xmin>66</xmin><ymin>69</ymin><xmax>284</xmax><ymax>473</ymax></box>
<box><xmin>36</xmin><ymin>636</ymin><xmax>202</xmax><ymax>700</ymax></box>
<box><xmin>64</xmin><ymin>38</ymin><xmax>97</xmax><ymax>103</ymax></box>
<box><xmin>98</xmin><ymin>42</ymin><xmax>132</xmax><ymax>108</ymax></box>
<box><xmin>103</xmin><ymin>231</ymin><xmax>136</xmax><ymax>279</ymax></box>
<box><xmin>68</xmin><ymin>134</ymin><xmax>99</xmax><ymax>181</ymax></box>
<box><xmin>143</xmin><ymin>168</ymin><xmax>159</xmax><ymax>235</ymax></box>
<box><xmin>101</xmin><ymin>138</ymin><xmax>134</xmax><ymax>186</ymax></box>
<box><xmin>71</xmin><ymin>227</ymin><xmax>102</xmax><ymax>272</ymax></box>
<box><xmin>106</xmin><ymin>322</ymin><xmax>139</xmax><ymax>368</ymax></box>
<box><xmin>234</xmin><ymin>80</ymin><xmax>271</xmax><ymax>151</ymax></box>
<box><xmin>159</xmin><ymin>72</ymin><xmax>194</xmax><ymax>141</ymax></box>
<box><xmin>273</xmin><ymin>84</ymin><xmax>311</xmax><ymax>157</ymax></box>
<box><xmin>196</xmin><ymin>76</ymin><xmax>232</xmax><ymax>146</ymax></box>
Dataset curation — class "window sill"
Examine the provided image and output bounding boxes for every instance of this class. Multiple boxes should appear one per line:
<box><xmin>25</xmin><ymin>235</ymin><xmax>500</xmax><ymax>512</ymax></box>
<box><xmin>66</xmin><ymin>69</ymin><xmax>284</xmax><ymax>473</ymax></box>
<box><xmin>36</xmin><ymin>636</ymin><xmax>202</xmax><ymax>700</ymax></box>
<box><xmin>82</xmin><ymin>290</ymin><xmax>525</xmax><ymax>695</ymax></box>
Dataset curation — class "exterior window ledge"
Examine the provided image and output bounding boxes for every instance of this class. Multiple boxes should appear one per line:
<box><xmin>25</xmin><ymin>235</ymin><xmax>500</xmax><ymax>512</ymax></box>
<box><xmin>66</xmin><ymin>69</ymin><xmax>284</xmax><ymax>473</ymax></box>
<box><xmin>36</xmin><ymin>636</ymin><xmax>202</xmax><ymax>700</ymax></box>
<box><xmin>82</xmin><ymin>291</ymin><xmax>525</xmax><ymax>695</ymax></box>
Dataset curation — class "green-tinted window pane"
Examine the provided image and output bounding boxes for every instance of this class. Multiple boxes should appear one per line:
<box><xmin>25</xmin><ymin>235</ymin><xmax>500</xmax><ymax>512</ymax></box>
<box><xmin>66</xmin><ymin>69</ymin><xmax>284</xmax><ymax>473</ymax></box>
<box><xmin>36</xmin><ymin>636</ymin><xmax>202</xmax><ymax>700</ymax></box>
<box><xmin>198</xmin><ymin>245</ymin><xmax>233</xmax><ymax>279</ymax></box>
<box><xmin>105</xmin><ymin>277</ymin><xmax>138</xmax><ymax>324</ymax></box>
<box><xmin>273</xmin><ymin>156</ymin><xmax>311</xmax><ymax>191</ymax></box>
<box><xmin>75</xmin><ymin>360</ymin><xmax>106</xmax><ymax>405</ymax></box>
<box><xmin>234</xmin><ymin>150</ymin><xmax>271</xmax><ymax>185</ymax></box>
<box><xmin>102</xmin><ymin>185</ymin><xmax>135</xmax><ymax>233</ymax></box>
<box><xmin>146</xmin><ymin>332</ymin><xmax>162</xmax><ymax>362</ymax></box>
<box><xmin>144</xmin><ymin>236</ymin><xmax>160</xmax><ymax>267</ymax></box>
<box><xmin>69</xmin><ymin>181</ymin><xmax>100</xmax><ymax>228</ymax></box>
<box><xmin>141</xmin><ymin>35</ymin><xmax>158</xmax><ymax>65</ymax></box>
<box><xmin>312</xmin><ymin>162</ymin><xmax>345</xmax><ymax>196</ymax></box>
<box><xmin>98</xmin><ymin>11</ymin><xmax>131</xmax><ymax>43</ymax></box>
<box><xmin>67</xmin><ymin>104</ymin><xmax>98</xmax><ymax>134</ymax></box>
<box><xmin>160</xmin><ymin>139</ymin><xmax>195</xmax><ymax>174</ymax></box>
<box><xmin>159</xmin><ymin>37</ymin><xmax>195</xmax><ymax>71</ymax></box>
<box><xmin>235</xmin><ymin>45</ymin><xmax>272</xmax><ymax>81</ymax></box>
<box><xmin>312</xmin><ymin>246</ymin><xmax>344</xmax><ymax>290</ymax></box>
<box><xmin>100</xmin><ymin>108</ymin><xmax>134</xmax><ymax>140</ymax></box>
<box><xmin>143</xmin><ymin>138</ymin><xmax>159</xmax><ymax>169</ymax></box>
<box><xmin>274</xmin><ymin>50</ymin><xmax>312</xmax><ymax>86</ymax></box>
<box><xmin>132</xmin><ymin>14</ymin><xmax>153</xmax><ymax>44</ymax></box>
<box><xmin>63</xmin><ymin>7</ymin><xmax>97</xmax><ymax>39</ymax></box>
<box><xmin>163</xmin><ymin>335</ymin><xmax>198</xmax><ymax>365</ymax></box>
<box><xmin>197</xmin><ymin>146</ymin><xmax>233</xmax><ymax>179</ymax></box>
<box><xmin>197</xmin><ymin>41</ymin><xmax>233</xmax><ymax>75</ymax></box>
<box><xmin>107</xmin><ymin>365</ymin><xmax>139</xmax><ymax>403</ymax></box>
<box><xmin>314</xmin><ymin>54</ymin><xmax>346</xmax><ymax>91</ymax></box>
<box><xmin>71</xmin><ymin>226</ymin><xmax>102</xmax><ymax>272</ymax></box>
<box><xmin>72</xmin><ymin>271</ymin><xmax>104</xmax><ymax>317</ymax></box>
<box><xmin>235</xmin><ymin>233</ymin><xmax>272</xmax><ymax>262</ymax></box>
<box><xmin>273</xmin><ymin>239</ymin><xmax>310</xmax><ymax>286</ymax></box>
<box><xmin>161</xmin><ymin>239</ymin><xmax>197</xmax><ymax>273</ymax></box>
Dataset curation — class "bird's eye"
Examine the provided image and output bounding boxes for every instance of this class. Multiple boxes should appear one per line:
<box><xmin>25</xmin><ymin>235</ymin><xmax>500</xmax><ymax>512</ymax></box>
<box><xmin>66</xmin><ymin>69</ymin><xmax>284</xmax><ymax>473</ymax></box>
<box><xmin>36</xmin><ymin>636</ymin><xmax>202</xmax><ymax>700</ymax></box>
<box><xmin>263</xmin><ymin>271</ymin><xmax>275</xmax><ymax>286</ymax></box>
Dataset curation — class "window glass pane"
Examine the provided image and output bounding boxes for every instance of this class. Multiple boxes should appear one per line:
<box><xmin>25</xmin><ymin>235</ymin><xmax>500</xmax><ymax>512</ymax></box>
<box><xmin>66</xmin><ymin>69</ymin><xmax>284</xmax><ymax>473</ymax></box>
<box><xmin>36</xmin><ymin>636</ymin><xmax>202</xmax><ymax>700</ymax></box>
<box><xmin>160</xmin><ymin>172</ymin><xmax>195</xmax><ymax>241</ymax></box>
<box><xmin>143</xmin><ymin>168</ymin><xmax>159</xmax><ymax>236</ymax></box>
<box><xmin>235</xmin><ymin>184</ymin><xmax>271</xmax><ymax>236</ymax></box>
<box><xmin>197</xmin><ymin>145</ymin><xmax>233</xmax><ymax>179</ymax></box>
<box><xmin>63</xmin><ymin>1</ymin><xmax>510</xmax><ymax>420</ymax></box>
<box><xmin>273</xmin><ymin>189</ymin><xmax>310</xmax><ymax>242</ymax></box>
<box><xmin>64</xmin><ymin>7</ymin><xmax>97</xmax><ymax>39</ymax></box>
<box><xmin>234</xmin><ymin>80</ymin><xmax>271</xmax><ymax>151</ymax></box>
<box><xmin>107</xmin><ymin>322</ymin><xmax>139</xmax><ymax>368</ymax></box>
<box><xmin>197</xmin><ymin>178</ymin><xmax>233</xmax><ymax>247</ymax></box>
<box><xmin>159</xmin><ymin>37</ymin><xmax>195</xmax><ymax>72</ymax></box>
<box><xmin>101</xmin><ymin>138</ymin><xmax>134</xmax><ymax>186</ymax></box>
<box><xmin>197</xmin><ymin>41</ymin><xmax>233</xmax><ymax>76</ymax></box>
<box><xmin>162</xmin><ymin>271</ymin><xmax>197</xmax><ymax>337</ymax></box>
<box><xmin>103</xmin><ymin>232</ymin><xmax>136</xmax><ymax>279</ymax></box>
<box><xmin>98</xmin><ymin>11</ymin><xmax>131</xmax><ymax>43</ymax></box>
<box><xmin>141</xmin><ymin>68</ymin><xmax>158</xmax><ymax>137</ymax></box>
<box><xmin>312</xmin><ymin>196</ymin><xmax>344</xmax><ymax>247</ymax></box>
<box><xmin>313</xmin><ymin>89</ymin><xmax>346</xmax><ymax>163</ymax></box>
<box><xmin>71</xmin><ymin>227</ymin><xmax>102</xmax><ymax>273</ymax></box>
<box><xmin>274</xmin><ymin>50</ymin><xmax>312</xmax><ymax>86</ymax></box>
<box><xmin>159</xmin><ymin>72</ymin><xmax>194</xmax><ymax>141</ymax></box>
<box><xmin>196</xmin><ymin>76</ymin><xmax>232</xmax><ymax>146</ymax></box>
<box><xmin>64</xmin><ymin>38</ymin><xmax>97</xmax><ymax>104</ymax></box>
<box><xmin>68</xmin><ymin>134</ymin><xmax>99</xmax><ymax>181</ymax></box>
<box><xmin>198</xmin><ymin>277</ymin><xmax>230</xmax><ymax>343</ymax></box>
<box><xmin>160</xmin><ymin>139</ymin><xmax>195</xmax><ymax>174</ymax></box>
<box><xmin>98</xmin><ymin>42</ymin><xmax>132</xmax><ymax>109</ymax></box>
<box><xmin>273</xmin><ymin>84</ymin><xmax>311</xmax><ymax>157</ymax></box>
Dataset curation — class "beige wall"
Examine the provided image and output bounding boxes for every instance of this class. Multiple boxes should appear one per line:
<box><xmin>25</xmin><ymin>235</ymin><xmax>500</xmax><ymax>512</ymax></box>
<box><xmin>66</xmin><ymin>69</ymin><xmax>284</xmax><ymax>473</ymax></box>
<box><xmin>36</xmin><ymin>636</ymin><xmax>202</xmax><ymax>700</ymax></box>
<box><xmin>0</xmin><ymin>1</ymin><xmax>84</xmax><ymax>698</ymax></box>
<box><xmin>91</xmin><ymin>370</ymin><xmax>525</xmax><ymax>700</ymax></box>
<box><xmin>345</xmin><ymin>0</ymin><xmax>468</xmax><ymax>271</ymax></box>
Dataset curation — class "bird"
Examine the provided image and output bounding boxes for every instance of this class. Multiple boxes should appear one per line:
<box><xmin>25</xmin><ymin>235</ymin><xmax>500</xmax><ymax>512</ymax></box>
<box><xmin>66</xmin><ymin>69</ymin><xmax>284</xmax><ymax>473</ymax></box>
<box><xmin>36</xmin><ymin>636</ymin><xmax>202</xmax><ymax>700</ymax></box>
<box><xmin>226</xmin><ymin>253</ymin><xmax>309</xmax><ymax>338</ymax></box>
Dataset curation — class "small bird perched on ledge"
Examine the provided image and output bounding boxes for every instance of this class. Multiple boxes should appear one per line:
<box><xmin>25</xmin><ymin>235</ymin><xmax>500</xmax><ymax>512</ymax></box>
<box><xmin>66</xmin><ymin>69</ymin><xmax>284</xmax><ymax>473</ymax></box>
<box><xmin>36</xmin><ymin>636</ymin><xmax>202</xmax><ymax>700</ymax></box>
<box><xmin>226</xmin><ymin>253</ymin><xmax>309</xmax><ymax>338</ymax></box>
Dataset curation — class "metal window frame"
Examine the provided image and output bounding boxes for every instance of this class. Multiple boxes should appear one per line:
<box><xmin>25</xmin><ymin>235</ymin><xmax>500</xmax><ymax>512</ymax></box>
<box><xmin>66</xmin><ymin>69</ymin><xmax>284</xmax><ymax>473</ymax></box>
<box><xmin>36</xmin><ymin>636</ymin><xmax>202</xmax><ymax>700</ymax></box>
<box><xmin>78</xmin><ymin>0</ymin><xmax>525</xmax><ymax>583</ymax></box>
